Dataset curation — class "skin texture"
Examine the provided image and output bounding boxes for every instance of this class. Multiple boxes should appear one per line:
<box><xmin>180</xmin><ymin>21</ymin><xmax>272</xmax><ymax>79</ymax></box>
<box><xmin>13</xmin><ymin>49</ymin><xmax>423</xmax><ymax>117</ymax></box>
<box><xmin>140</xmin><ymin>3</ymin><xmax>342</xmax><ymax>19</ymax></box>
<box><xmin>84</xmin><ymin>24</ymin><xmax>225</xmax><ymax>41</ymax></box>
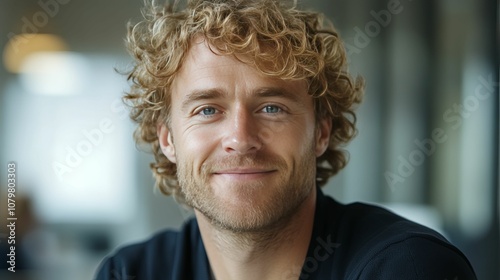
<box><xmin>158</xmin><ymin>39</ymin><xmax>331</xmax><ymax>279</ymax></box>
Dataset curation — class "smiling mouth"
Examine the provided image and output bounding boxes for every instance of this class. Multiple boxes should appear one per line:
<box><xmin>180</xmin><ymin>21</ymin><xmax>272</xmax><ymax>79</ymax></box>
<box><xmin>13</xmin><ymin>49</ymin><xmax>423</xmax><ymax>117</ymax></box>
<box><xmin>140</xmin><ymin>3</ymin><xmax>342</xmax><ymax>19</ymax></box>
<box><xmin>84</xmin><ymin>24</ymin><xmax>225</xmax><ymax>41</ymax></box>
<box><xmin>214</xmin><ymin>169</ymin><xmax>275</xmax><ymax>174</ymax></box>
<box><xmin>213</xmin><ymin>169</ymin><xmax>276</xmax><ymax>179</ymax></box>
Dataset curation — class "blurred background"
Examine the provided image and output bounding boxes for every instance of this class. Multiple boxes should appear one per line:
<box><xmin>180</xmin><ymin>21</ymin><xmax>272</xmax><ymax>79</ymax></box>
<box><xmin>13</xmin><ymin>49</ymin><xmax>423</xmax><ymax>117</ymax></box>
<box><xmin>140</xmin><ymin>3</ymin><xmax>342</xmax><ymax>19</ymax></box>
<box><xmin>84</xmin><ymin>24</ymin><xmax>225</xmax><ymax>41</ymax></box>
<box><xmin>0</xmin><ymin>0</ymin><xmax>498</xmax><ymax>279</ymax></box>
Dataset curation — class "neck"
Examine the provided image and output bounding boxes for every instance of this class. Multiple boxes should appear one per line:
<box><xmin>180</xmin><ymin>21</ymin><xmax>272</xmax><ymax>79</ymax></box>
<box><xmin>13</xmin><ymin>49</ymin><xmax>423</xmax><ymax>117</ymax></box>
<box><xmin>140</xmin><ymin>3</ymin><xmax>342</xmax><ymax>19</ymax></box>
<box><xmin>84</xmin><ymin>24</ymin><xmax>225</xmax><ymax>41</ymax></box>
<box><xmin>196</xmin><ymin>188</ymin><xmax>317</xmax><ymax>280</ymax></box>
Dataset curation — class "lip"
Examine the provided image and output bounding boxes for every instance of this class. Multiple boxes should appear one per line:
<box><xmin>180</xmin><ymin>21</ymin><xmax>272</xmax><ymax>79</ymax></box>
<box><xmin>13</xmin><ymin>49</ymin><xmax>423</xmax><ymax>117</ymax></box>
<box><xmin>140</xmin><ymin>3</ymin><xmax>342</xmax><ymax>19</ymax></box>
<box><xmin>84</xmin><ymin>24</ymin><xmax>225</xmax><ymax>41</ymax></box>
<box><xmin>212</xmin><ymin>169</ymin><xmax>276</xmax><ymax>180</ymax></box>
<box><xmin>214</xmin><ymin>168</ymin><xmax>275</xmax><ymax>174</ymax></box>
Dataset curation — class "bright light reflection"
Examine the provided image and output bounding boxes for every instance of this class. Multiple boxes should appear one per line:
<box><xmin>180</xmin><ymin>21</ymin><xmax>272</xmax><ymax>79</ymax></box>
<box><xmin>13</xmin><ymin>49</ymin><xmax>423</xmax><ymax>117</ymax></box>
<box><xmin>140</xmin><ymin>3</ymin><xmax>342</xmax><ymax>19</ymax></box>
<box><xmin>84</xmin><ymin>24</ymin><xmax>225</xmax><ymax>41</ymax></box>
<box><xmin>2</xmin><ymin>54</ymin><xmax>136</xmax><ymax>224</ymax></box>
<box><xmin>19</xmin><ymin>52</ymin><xmax>90</xmax><ymax>96</ymax></box>
<box><xmin>3</xmin><ymin>33</ymin><xmax>68</xmax><ymax>73</ymax></box>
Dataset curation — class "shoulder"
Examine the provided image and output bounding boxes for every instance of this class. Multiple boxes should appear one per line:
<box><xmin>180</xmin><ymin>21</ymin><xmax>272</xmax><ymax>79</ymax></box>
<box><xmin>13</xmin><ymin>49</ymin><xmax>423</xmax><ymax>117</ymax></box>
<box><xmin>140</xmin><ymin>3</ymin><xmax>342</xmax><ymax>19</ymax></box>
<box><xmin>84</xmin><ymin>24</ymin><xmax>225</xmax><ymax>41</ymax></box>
<box><xmin>356</xmin><ymin>233</ymin><xmax>477</xmax><ymax>279</ymax></box>
<box><xmin>94</xmin><ymin>218</ymin><xmax>205</xmax><ymax>280</ymax></box>
<box><xmin>319</xmin><ymin>196</ymin><xmax>477</xmax><ymax>279</ymax></box>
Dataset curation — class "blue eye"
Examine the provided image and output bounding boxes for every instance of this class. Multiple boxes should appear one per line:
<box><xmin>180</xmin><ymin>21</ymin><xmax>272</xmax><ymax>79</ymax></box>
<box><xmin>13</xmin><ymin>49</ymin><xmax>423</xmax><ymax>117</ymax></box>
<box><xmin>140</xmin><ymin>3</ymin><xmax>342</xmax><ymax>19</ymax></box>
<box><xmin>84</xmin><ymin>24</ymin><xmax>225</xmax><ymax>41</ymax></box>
<box><xmin>263</xmin><ymin>105</ymin><xmax>282</xmax><ymax>114</ymax></box>
<box><xmin>200</xmin><ymin>107</ymin><xmax>217</xmax><ymax>116</ymax></box>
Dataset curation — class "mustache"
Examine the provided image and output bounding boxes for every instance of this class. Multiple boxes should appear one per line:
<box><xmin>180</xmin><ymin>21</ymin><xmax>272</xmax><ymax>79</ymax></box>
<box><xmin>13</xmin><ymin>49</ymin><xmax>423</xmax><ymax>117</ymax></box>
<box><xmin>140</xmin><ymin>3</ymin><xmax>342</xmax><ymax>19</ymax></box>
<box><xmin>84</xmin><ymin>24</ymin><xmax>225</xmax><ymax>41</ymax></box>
<box><xmin>202</xmin><ymin>153</ymin><xmax>287</xmax><ymax>173</ymax></box>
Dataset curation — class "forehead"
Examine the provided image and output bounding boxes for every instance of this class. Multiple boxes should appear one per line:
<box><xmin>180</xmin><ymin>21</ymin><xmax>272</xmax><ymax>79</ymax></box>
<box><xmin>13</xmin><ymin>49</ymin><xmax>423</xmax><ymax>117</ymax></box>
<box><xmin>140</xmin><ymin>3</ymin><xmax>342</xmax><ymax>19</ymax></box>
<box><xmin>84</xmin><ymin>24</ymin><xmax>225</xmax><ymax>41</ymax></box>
<box><xmin>171</xmin><ymin>38</ymin><xmax>307</xmax><ymax>96</ymax></box>
<box><xmin>177</xmin><ymin>40</ymin><xmax>237</xmax><ymax>80</ymax></box>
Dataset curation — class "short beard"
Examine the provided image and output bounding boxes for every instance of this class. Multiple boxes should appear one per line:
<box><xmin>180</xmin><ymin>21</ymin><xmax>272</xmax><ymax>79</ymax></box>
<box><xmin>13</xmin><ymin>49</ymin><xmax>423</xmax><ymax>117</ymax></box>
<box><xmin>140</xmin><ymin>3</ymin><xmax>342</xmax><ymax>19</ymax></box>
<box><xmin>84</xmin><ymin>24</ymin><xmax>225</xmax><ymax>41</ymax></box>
<box><xmin>176</xmin><ymin>142</ymin><xmax>317</xmax><ymax>235</ymax></box>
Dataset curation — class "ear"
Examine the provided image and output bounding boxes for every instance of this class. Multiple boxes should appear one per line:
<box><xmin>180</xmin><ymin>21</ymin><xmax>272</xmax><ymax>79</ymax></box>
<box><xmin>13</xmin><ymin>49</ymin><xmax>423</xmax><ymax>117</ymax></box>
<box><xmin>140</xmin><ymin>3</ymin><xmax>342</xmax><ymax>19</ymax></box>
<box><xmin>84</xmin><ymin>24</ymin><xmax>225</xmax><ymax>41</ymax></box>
<box><xmin>157</xmin><ymin>124</ymin><xmax>177</xmax><ymax>163</ymax></box>
<box><xmin>315</xmin><ymin>117</ymin><xmax>332</xmax><ymax>157</ymax></box>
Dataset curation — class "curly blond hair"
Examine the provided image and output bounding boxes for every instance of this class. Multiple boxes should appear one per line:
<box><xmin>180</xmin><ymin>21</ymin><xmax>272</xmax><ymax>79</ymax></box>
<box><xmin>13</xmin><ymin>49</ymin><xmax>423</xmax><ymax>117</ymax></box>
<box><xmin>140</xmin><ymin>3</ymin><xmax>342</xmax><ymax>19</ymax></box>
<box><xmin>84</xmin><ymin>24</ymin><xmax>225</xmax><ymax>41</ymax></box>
<box><xmin>125</xmin><ymin>0</ymin><xmax>364</xmax><ymax>203</ymax></box>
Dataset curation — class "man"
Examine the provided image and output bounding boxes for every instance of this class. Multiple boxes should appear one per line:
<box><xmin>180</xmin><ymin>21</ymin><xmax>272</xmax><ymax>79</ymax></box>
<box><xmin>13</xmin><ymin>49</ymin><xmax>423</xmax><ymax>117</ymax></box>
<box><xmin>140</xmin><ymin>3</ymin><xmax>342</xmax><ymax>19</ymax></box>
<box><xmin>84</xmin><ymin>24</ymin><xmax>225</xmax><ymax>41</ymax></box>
<box><xmin>96</xmin><ymin>0</ymin><xmax>477</xmax><ymax>279</ymax></box>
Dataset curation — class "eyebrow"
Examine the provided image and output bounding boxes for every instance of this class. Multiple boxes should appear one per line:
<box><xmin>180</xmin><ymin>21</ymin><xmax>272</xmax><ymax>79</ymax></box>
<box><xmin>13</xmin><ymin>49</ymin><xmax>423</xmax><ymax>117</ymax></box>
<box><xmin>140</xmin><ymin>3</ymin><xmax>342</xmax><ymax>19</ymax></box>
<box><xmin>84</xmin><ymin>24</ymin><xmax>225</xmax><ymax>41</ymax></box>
<box><xmin>253</xmin><ymin>87</ymin><xmax>301</xmax><ymax>104</ymax></box>
<box><xmin>181</xmin><ymin>89</ymin><xmax>226</xmax><ymax>111</ymax></box>
<box><xmin>180</xmin><ymin>87</ymin><xmax>302</xmax><ymax>111</ymax></box>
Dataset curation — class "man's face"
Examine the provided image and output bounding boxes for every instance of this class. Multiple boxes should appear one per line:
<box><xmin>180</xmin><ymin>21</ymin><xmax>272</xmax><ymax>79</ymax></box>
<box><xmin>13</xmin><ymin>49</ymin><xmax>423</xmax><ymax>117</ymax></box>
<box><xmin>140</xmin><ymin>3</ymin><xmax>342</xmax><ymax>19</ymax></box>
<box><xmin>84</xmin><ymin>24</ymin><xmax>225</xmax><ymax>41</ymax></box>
<box><xmin>159</xmin><ymin>40</ymin><xmax>331</xmax><ymax>232</ymax></box>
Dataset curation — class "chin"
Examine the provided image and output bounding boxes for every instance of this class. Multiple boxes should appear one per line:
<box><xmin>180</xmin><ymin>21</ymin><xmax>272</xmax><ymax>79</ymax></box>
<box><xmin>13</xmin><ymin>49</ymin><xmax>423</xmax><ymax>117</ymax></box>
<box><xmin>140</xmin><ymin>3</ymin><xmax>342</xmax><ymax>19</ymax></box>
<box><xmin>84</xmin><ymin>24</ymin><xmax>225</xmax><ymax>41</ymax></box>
<box><xmin>199</xmin><ymin>185</ymin><xmax>307</xmax><ymax>233</ymax></box>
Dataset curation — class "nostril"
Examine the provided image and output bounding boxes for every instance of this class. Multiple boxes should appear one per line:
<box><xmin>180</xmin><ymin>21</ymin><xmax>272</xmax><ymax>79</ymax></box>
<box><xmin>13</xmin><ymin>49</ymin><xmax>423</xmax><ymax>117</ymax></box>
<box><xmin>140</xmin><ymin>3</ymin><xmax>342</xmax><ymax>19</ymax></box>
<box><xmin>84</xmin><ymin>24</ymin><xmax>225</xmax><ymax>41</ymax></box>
<box><xmin>223</xmin><ymin>138</ymin><xmax>261</xmax><ymax>154</ymax></box>
<box><xmin>222</xmin><ymin>128</ymin><xmax>263</xmax><ymax>154</ymax></box>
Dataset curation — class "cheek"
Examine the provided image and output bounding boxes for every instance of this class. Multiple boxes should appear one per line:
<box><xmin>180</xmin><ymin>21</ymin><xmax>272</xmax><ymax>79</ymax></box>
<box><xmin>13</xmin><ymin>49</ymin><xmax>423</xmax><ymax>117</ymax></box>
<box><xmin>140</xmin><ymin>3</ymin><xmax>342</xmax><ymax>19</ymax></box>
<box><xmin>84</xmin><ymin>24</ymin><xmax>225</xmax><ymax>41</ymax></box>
<box><xmin>265</xmin><ymin>120</ymin><xmax>315</xmax><ymax>158</ymax></box>
<box><xmin>174</xmin><ymin>125</ymin><xmax>219</xmax><ymax>166</ymax></box>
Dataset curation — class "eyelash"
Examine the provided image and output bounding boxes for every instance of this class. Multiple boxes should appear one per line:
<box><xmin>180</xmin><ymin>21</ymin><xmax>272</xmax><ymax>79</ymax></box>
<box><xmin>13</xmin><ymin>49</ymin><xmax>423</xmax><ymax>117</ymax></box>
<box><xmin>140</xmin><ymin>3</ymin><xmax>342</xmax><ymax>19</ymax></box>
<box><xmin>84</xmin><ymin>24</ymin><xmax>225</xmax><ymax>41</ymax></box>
<box><xmin>194</xmin><ymin>106</ymin><xmax>220</xmax><ymax>118</ymax></box>
<box><xmin>261</xmin><ymin>105</ymin><xmax>284</xmax><ymax>114</ymax></box>
<box><xmin>194</xmin><ymin>104</ymin><xmax>286</xmax><ymax>118</ymax></box>
<box><xmin>201</xmin><ymin>107</ymin><xmax>217</xmax><ymax>115</ymax></box>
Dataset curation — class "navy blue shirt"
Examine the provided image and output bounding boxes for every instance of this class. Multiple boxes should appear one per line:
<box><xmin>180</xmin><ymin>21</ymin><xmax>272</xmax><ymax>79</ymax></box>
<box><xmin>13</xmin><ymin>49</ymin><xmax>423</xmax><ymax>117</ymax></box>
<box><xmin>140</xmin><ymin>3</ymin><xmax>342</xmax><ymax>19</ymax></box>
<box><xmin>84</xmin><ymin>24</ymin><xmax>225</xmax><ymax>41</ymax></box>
<box><xmin>95</xmin><ymin>188</ymin><xmax>477</xmax><ymax>279</ymax></box>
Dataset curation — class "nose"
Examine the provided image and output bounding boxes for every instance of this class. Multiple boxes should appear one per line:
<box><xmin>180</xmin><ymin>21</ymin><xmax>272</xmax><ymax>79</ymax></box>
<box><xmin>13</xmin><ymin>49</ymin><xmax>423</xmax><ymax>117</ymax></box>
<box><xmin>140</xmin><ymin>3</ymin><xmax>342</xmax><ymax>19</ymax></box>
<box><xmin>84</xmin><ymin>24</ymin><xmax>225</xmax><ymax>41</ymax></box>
<box><xmin>221</xmin><ymin>107</ymin><xmax>262</xmax><ymax>154</ymax></box>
